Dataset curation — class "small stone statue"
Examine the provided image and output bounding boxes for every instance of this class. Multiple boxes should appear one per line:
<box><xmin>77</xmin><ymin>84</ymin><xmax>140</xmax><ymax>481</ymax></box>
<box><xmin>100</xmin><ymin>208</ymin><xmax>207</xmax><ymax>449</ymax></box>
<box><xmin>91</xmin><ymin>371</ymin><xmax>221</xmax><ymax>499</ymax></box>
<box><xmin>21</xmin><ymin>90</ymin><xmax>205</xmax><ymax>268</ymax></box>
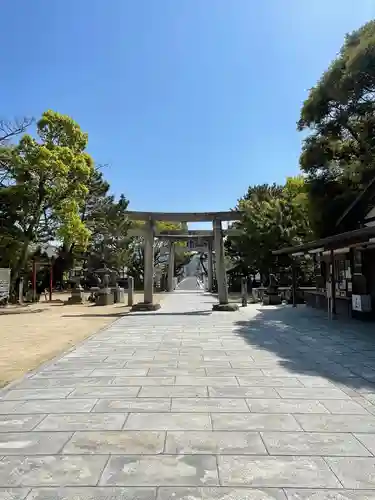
<box><xmin>263</xmin><ymin>273</ymin><xmax>281</xmax><ymax>305</ymax></box>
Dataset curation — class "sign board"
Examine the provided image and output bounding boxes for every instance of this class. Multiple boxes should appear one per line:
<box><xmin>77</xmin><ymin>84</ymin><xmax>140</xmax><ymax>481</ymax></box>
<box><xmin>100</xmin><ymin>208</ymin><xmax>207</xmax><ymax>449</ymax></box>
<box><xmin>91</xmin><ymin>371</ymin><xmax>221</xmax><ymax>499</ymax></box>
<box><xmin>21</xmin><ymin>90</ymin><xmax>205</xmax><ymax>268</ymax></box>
<box><xmin>0</xmin><ymin>268</ymin><xmax>11</xmax><ymax>301</ymax></box>
<box><xmin>352</xmin><ymin>294</ymin><xmax>372</xmax><ymax>313</ymax></box>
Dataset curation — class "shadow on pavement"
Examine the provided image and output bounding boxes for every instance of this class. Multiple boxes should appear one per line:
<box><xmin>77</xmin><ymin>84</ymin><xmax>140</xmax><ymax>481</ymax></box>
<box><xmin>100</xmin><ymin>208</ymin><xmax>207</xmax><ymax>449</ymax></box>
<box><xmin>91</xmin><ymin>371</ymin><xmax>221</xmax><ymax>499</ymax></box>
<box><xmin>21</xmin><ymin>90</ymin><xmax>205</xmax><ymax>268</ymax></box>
<box><xmin>234</xmin><ymin>305</ymin><xmax>375</xmax><ymax>392</ymax></box>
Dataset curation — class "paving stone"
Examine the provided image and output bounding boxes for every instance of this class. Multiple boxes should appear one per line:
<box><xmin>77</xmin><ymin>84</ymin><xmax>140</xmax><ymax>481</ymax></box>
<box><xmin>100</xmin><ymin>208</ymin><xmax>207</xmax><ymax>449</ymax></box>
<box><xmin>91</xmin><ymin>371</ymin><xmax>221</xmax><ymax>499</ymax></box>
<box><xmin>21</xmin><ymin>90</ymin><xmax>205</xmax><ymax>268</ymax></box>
<box><xmin>261</xmin><ymin>370</ymin><xmax>307</xmax><ymax>378</ymax></box>
<box><xmin>276</xmin><ymin>388</ymin><xmax>350</xmax><ymax>400</ymax></box>
<box><xmin>174</xmin><ymin>377</ymin><xmax>238</xmax><ymax>386</ymax></box>
<box><xmin>205</xmin><ymin>369</ymin><xmax>263</xmax><ymax>376</ymax></box>
<box><xmin>231</xmin><ymin>361</ymin><xmax>282</xmax><ymax>369</ymax></box>
<box><xmin>261</xmin><ymin>431</ymin><xmax>370</xmax><ymax>456</ymax></box>
<box><xmin>90</xmin><ymin>369</ymin><xmax>149</xmax><ymax>377</ymax></box>
<box><xmin>125</xmin><ymin>413</ymin><xmax>211</xmax><ymax>431</ymax></box>
<box><xmin>0</xmin><ymin>431</ymin><xmax>72</xmax><ymax>455</ymax></box>
<box><xmin>285</xmin><ymin>490</ymin><xmax>375</xmax><ymax>499</ymax></box>
<box><xmin>352</xmin><ymin>397</ymin><xmax>375</xmax><ymax>415</ymax></box>
<box><xmin>157</xmin><ymin>487</ymin><xmax>286</xmax><ymax>499</ymax></box>
<box><xmin>93</xmin><ymin>399</ymin><xmax>171</xmax><ymax>413</ymax></box>
<box><xmin>112</xmin><ymin>377</ymin><xmax>175</xmax><ymax>386</ymax></box>
<box><xmin>217</xmin><ymin>456</ymin><xmax>341</xmax><ymax>487</ymax></box>
<box><xmin>178</xmin><ymin>362</ymin><xmax>231</xmax><ymax>369</ymax></box>
<box><xmin>0</xmin><ymin>455</ymin><xmax>108</xmax><ymax>487</ymax></box>
<box><xmin>36</xmin><ymin>413</ymin><xmax>127</xmax><ymax>431</ymax></box>
<box><xmin>68</xmin><ymin>387</ymin><xmax>140</xmax><ymax>399</ymax></box>
<box><xmin>363</xmin><ymin>394</ymin><xmax>375</xmax><ymax>405</ymax></box>
<box><xmin>2</xmin><ymin>389</ymin><xmax>73</xmax><ymax>401</ymax></box>
<box><xmin>296</xmin><ymin>414</ymin><xmax>375</xmax><ymax>432</ymax></box>
<box><xmin>246</xmin><ymin>399</ymin><xmax>329</xmax><ymax>414</ymax></box>
<box><xmin>62</xmin><ymin>431</ymin><xmax>165</xmax><ymax>454</ymax></box>
<box><xmin>147</xmin><ymin>369</ymin><xmax>206</xmax><ymax>376</ymax></box>
<box><xmin>165</xmin><ymin>431</ymin><xmax>267</xmax><ymax>454</ymax></box>
<box><xmin>353</xmin><ymin>433</ymin><xmax>375</xmax><ymax>455</ymax></box>
<box><xmin>27</xmin><ymin>487</ymin><xmax>157</xmax><ymax>500</ymax></box>
<box><xmin>208</xmin><ymin>387</ymin><xmax>280</xmax><ymax>398</ymax></box>
<box><xmin>139</xmin><ymin>387</ymin><xmax>207</xmax><ymax>398</ymax></box>
<box><xmin>100</xmin><ymin>455</ymin><xmax>219</xmax><ymax>486</ymax></box>
<box><xmin>7</xmin><ymin>289</ymin><xmax>375</xmax><ymax>494</ymax></box>
<box><xmin>0</xmin><ymin>400</ymin><xmax>96</xmax><ymax>414</ymax></box>
<box><xmin>171</xmin><ymin>398</ymin><xmax>249</xmax><ymax>412</ymax></box>
<box><xmin>0</xmin><ymin>489</ymin><xmax>30</xmax><ymax>500</ymax></box>
<box><xmin>0</xmin><ymin>415</ymin><xmax>45</xmax><ymax>432</ymax></box>
<box><xmin>14</xmin><ymin>377</ymin><xmax>114</xmax><ymax>389</ymax></box>
<box><xmin>125</xmin><ymin>362</ymin><xmax>178</xmax><ymax>369</ymax></box>
<box><xmin>52</xmin><ymin>362</ymin><xmax>126</xmax><ymax>370</ymax></box>
<box><xmin>237</xmin><ymin>377</ymin><xmax>303</xmax><ymax>387</ymax></box>
<box><xmin>32</xmin><ymin>370</ymin><xmax>94</xmax><ymax>378</ymax></box>
<box><xmin>322</xmin><ymin>400</ymin><xmax>371</xmax><ymax>414</ymax></box>
<box><xmin>297</xmin><ymin>376</ymin><xmax>339</xmax><ymax>388</ymax></box>
<box><xmin>326</xmin><ymin>457</ymin><xmax>375</xmax><ymax>489</ymax></box>
<box><xmin>212</xmin><ymin>413</ymin><xmax>302</xmax><ymax>431</ymax></box>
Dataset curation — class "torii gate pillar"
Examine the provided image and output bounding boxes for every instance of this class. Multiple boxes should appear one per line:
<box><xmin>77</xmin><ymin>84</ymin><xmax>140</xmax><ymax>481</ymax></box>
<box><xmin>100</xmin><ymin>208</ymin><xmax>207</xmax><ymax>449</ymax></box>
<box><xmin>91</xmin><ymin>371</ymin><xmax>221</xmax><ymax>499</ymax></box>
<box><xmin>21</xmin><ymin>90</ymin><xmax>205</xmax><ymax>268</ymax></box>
<box><xmin>167</xmin><ymin>241</ymin><xmax>175</xmax><ymax>292</ymax></box>
<box><xmin>212</xmin><ymin>219</ymin><xmax>238</xmax><ymax>311</ymax></box>
<box><xmin>131</xmin><ymin>219</ymin><xmax>161</xmax><ymax>312</ymax></box>
<box><xmin>207</xmin><ymin>240</ymin><xmax>213</xmax><ymax>292</ymax></box>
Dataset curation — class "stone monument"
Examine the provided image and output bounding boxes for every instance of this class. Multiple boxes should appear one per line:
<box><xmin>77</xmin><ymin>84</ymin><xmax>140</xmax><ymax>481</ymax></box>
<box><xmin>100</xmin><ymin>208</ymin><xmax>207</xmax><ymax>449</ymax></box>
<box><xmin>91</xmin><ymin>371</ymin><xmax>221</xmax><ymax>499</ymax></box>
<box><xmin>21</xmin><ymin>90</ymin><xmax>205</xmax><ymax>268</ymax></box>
<box><xmin>67</xmin><ymin>277</ymin><xmax>85</xmax><ymax>304</ymax></box>
<box><xmin>94</xmin><ymin>266</ymin><xmax>114</xmax><ymax>306</ymax></box>
<box><xmin>262</xmin><ymin>273</ymin><xmax>281</xmax><ymax>305</ymax></box>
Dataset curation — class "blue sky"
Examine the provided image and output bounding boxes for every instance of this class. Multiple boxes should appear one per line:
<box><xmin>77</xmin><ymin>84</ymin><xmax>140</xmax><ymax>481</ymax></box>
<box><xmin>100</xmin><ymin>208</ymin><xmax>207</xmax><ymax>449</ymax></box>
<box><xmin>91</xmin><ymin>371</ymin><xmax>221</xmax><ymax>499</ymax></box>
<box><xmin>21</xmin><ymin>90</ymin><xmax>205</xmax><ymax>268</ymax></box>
<box><xmin>2</xmin><ymin>0</ymin><xmax>374</xmax><ymax>221</ymax></box>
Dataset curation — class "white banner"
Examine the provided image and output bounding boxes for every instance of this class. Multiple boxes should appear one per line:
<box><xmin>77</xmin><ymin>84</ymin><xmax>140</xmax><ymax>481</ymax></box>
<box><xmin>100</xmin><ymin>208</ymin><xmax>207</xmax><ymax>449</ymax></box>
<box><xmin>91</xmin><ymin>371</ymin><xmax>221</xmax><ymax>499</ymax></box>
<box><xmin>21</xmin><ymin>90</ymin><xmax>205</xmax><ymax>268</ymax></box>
<box><xmin>0</xmin><ymin>268</ymin><xmax>11</xmax><ymax>301</ymax></box>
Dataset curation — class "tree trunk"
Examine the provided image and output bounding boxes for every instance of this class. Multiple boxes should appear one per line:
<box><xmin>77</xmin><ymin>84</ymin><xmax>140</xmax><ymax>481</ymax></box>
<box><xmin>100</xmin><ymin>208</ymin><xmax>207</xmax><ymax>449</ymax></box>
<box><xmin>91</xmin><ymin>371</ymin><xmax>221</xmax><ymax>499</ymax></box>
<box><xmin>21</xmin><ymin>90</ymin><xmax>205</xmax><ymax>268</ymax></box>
<box><xmin>10</xmin><ymin>238</ymin><xmax>31</xmax><ymax>291</ymax></box>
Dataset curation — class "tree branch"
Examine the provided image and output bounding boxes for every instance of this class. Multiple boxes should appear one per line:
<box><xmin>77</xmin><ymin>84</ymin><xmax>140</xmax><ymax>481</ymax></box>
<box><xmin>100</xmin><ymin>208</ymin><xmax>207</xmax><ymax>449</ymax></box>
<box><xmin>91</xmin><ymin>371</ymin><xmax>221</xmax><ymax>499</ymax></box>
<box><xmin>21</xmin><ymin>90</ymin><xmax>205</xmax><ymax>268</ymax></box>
<box><xmin>0</xmin><ymin>117</ymin><xmax>34</xmax><ymax>144</ymax></box>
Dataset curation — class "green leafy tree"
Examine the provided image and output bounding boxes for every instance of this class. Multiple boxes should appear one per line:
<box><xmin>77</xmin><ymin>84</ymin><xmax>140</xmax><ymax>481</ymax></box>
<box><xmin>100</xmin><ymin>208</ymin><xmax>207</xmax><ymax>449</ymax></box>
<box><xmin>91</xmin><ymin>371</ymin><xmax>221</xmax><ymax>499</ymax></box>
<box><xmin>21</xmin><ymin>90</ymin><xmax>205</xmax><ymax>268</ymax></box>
<box><xmin>1</xmin><ymin>110</ymin><xmax>94</xmax><ymax>283</ymax></box>
<box><xmin>226</xmin><ymin>178</ymin><xmax>311</xmax><ymax>280</ymax></box>
<box><xmin>85</xmin><ymin>194</ymin><xmax>131</xmax><ymax>272</ymax></box>
<box><xmin>0</xmin><ymin>117</ymin><xmax>33</xmax><ymax>269</ymax></box>
<box><xmin>298</xmin><ymin>20</ymin><xmax>375</xmax><ymax>236</ymax></box>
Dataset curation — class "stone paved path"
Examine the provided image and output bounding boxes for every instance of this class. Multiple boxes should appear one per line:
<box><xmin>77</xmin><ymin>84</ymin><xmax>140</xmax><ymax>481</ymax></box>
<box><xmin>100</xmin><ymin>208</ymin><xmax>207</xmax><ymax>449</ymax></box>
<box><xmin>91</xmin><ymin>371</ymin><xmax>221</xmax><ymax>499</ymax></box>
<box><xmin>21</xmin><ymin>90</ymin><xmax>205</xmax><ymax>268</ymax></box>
<box><xmin>2</xmin><ymin>288</ymin><xmax>375</xmax><ymax>498</ymax></box>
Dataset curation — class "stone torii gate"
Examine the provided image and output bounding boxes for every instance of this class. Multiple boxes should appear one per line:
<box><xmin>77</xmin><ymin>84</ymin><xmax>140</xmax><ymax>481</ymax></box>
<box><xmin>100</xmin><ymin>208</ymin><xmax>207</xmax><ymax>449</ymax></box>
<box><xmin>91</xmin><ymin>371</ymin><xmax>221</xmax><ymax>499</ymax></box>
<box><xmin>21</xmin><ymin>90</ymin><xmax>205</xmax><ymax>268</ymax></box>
<box><xmin>159</xmin><ymin>229</ymin><xmax>240</xmax><ymax>294</ymax></box>
<box><xmin>125</xmin><ymin>211</ymin><xmax>243</xmax><ymax>312</ymax></box>
<box><xmin>158</xmin><ymin>230</ymin><xmax>214</xmax><ymax>293</ymax></box>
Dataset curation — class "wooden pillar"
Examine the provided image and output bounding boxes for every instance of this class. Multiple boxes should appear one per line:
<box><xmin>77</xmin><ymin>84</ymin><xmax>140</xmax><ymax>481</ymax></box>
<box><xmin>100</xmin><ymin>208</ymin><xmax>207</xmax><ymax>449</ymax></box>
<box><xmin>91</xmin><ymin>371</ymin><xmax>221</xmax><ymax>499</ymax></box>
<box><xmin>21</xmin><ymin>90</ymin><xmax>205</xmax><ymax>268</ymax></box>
<box><xmin>330</xmin><ymin>249</ymin><xmax>336</xmax><ymax>317</ymax></box>
<box><xmin>49</xmin><ymin>258</ymin><xmax>53</xmax><ymax>302</ymax></box>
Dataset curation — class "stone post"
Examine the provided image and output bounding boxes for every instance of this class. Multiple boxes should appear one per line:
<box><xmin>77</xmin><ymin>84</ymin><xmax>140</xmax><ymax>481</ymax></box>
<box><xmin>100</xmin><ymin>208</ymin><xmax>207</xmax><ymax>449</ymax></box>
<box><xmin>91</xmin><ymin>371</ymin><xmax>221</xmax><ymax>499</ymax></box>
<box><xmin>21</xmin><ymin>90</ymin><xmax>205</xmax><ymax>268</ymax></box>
<box><xmin>131</xmin><ymin>219</ymin><xmax>161</xmax><ymax>311</ymax></box>
<box><xmin>128</xmin><ymin>276</ymin><xmax>134</xmax><ymax>307</ymax></box>
<box><xmin>18</xmin><ymin>277</ymin><xmax>24</xmax><ymax>304</ymax></box>
<box><xmin>144</xmin><ymin>219</ymin><xmax>154</xmax><ymax>304</ymax></box>
<box><xmin>167</xmin><ymin>241</ymin><xmax>175</xmax><ymax>292</ymax></box>
<box><xmin>207</xmin><ymin>240</ymin><xmax>213</xmax><ymax>292</ymax></box>
<box><xmin>212</xmin><ymin>219</ymin><xmax>238</xmax><ymax>311</ymax></box>
<box><xmin>241</xmin><ymin>277</ymin><xmax>247</xmax><ymax>307</ymax></box>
